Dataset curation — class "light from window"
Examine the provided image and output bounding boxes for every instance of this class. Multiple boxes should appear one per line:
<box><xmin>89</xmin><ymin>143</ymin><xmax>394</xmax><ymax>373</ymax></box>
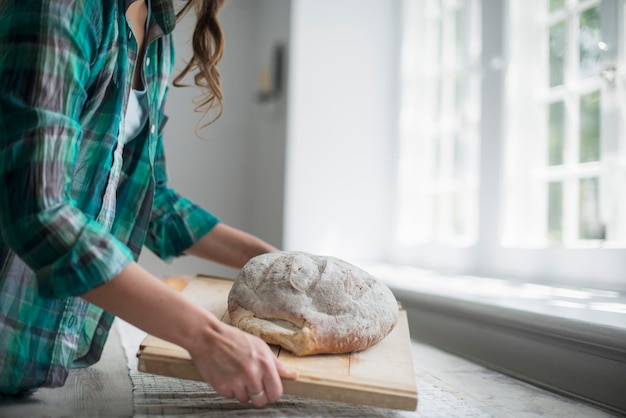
<box><xmin>395</xmin><ymin>0</ymin><xmax>481</xmax><ymax>247</ymax></box>
<box><xmin>504</xmin><ymin>0</ymin><xmax>625</xmax><ymax>248</ymax></box>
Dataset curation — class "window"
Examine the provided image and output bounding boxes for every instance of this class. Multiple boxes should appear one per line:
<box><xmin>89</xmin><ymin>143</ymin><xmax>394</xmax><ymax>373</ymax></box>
<box><xmin>394</xmin><ymin>0</ymin><xmax>625</xmax><ymax>289</ymax></box>
<box><xmin>504</xmin><ymin>0</ymin><xmax>625</xmax><ymax>249</ymax></box>
<box><xmin>396</xmin><ymin>0</ymin><xmax>481</xmax><ymax>247</ymax></box>
<box><xmin>389</xmin><ymin>3</ymin><xmax>626</xmax><ymax>413</ymax></box>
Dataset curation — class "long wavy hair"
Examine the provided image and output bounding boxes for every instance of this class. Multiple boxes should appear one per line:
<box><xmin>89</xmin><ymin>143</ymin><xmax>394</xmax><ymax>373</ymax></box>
<box><xmin>174</xmin><ymin>0</ymin><xmax>226</xmax><ymax>127</ymax></box>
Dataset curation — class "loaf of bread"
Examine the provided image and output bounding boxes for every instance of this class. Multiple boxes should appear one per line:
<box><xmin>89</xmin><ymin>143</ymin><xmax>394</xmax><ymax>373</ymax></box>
<box><xmin>227</xmin><ymin>251</ymin><xmax>399</xmax><ymax>356</ymax></box>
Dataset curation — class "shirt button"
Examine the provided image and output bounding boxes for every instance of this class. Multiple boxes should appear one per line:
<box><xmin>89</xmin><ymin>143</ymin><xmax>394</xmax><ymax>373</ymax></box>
<box><xmin>146</xmin><ymin>57</ymin><xmax>151</xmax><ymax>67</ymax></box>
<box><xmin>151</xmin><ymin>124</ymin><xmax>156</xmax><ymax>134</ymax></box>
<box><xmin>96</xmin><ymin>328</ymin><xmax>104</xmax><ymax>337</ymax></box>
<box><xmin>128</xmin><ymin>31</ymin><xmax>132</xmax><ymax>40</ymax></box>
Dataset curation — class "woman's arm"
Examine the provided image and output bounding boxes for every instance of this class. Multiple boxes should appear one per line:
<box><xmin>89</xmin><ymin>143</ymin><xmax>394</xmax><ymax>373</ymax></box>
<box><xmin>82</xmin><ymin>261</ymin><xmax>297</xmax><ymax>406</ymax></box>
<box><xmin>0</xmin><ymin>2</ymin><xmax>137</xmax><ymax>299</ymax></box>
<box><xmin>184</xmin><ymin>223</ymin><xmax>278</xmax><ymax>269</ymax></box>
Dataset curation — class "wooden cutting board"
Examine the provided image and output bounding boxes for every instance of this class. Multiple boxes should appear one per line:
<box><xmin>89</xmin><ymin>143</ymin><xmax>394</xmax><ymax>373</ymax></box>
<box><xmin>137</xmin><ymin>275</ymin><xmax>418</xmax><ymax>411</ymax></box>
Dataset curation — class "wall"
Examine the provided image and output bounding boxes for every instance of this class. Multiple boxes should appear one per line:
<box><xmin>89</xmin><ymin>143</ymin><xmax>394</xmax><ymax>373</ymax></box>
<box><xmin>284</xmin><ymin>0</ymin><xmax>400</xmax><ymax>265</ymax></box>
<box><xmin>138</xmin><ymin>1</ymin><xmax>290</xmax><ymax>278</ymax></box>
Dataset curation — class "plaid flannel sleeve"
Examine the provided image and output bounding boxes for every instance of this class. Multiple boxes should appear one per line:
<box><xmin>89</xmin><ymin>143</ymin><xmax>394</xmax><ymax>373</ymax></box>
<box><xmin>0</xmin><ymin>2</ymin><xmax>134</xmax><ymax>298</ymax></box>
<box><xmin>144</xmin><ymin>104</ymin><xmax>220</xmax><ymax>260</ymax></box>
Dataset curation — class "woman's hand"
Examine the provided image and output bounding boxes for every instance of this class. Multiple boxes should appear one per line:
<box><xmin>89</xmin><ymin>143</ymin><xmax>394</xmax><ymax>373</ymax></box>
<box><xmin>188</xmin><ymin>321</ymin><xmax>298</xmax><ymax>407</ymax></box>
<box><xmin>82</xmin><ymin>262</ymin><xmax>297</xmax><ymax>408</ymax></box>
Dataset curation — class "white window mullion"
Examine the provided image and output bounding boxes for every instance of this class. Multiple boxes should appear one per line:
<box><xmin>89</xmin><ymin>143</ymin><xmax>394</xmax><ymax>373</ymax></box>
<box><xmin>562</xmin><ymin>174</ymin><xmax>578</xmax><ymax>244</ymax></box>
<box><xmin>599</xmin><ymin>0</ymin><xmax>623</xmax><ymax>243</ymax></box>
<box><xmin>617</xmin><ymin>0</ymin><xmax>626</xmax><ymax>243</ymax></box>
<box><xmin>562</xmin><ymin>4</ymin><xmax>578</xmax><ymax>245</ymax></box>
<box><xmin>564</xmin><ymin>90</ymin><xmax>579</xmax><ymax>244</ymax></box>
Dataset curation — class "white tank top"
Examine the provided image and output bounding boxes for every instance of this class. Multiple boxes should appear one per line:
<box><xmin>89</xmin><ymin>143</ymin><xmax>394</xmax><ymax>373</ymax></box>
<box><xmin>121</xmin><ymin>88</ymin><xmax>149</xmax><ymax>144</ymax></box>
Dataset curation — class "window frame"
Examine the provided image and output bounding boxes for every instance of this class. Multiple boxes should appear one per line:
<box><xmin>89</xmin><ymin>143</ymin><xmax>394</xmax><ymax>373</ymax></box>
<box><xmin>392</xmin><ymin>0</ymin><xmax>626</xmax><ymax>291</ymax></box>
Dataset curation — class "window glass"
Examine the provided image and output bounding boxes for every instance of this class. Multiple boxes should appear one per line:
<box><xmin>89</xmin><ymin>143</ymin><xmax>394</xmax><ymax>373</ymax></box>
<box><xmin>548</xmin><ymin>181</ymin><xmax>563</xmax><ymax>244</ymax></box>
<box><xmin>548</xmin><ymin>0</ymin><xmax>565</xmax><ymax>13</ymax></box>
<box><xmin>548</xmin><ymin>101</ymin><xmax>565</xmax><ymax>166</ymax></box>
<box><xmin>579</xmin><ymin>6</ymin><xmax>602</xmax><ymax>79</ymax></box>
<box><xmin>579</xmin><ymin>90</ymin><xmax>601</xmax><ymax>163</ymax></box>
<box><xmin>549</xmin><ymin>21</ymin><xmax>566</xmax><ymax>87</ymax></box>
<box><xmin>579</xmin><ymin>177</ymin><xmax>603</xmax><ymax>240</ymax></box>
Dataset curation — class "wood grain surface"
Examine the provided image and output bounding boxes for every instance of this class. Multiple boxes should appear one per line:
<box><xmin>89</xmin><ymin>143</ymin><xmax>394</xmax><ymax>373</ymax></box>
<box><xmin>137</xmin><ymin>275</ymin><xmax>418</xmax><ymax>411</ymax></box>
<box><xmin>0</xmin><ymin>322</ymin><xmax>133</xmax><ymax>417</ymax></box>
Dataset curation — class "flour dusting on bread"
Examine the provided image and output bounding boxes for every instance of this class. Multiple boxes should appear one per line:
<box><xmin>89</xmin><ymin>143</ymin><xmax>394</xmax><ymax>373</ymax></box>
<box><xmin>227</xmin><ymin>251</ymin><xmax>399</xmax><ymax>356</ymax></box>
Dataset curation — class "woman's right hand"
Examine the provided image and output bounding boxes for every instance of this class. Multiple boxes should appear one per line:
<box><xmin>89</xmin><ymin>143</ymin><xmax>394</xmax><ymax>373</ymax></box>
<box><xmin>82</xmin><ymin>262</ymin><xmax>298</xmax><ymax>407</ymax></box>
<box><xmin>187</xmin><ymin>319</ymin><xmax>299</xmax><ymax>407</ymax></box>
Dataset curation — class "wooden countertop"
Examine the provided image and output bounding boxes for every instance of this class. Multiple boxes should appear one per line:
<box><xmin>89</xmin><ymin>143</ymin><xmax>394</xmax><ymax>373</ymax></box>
<box><xmin>0</xmin><ymin>276</ymin><xmax>616</xmax><ymax>417</ymax></box>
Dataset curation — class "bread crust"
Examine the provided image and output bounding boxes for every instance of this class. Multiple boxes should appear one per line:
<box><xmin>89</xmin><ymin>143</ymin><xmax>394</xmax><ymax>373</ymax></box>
<box><xmin>227</xmin><ymin>252</ymin><xmax>399</xmax><ymax>356</ymax></box>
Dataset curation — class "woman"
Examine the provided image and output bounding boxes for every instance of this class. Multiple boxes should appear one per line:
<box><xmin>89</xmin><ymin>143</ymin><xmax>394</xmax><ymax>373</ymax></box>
<box><xmin>0</xmin><ymin>0</ymin><xmax>296</xmax><ymax>407</ymax></box>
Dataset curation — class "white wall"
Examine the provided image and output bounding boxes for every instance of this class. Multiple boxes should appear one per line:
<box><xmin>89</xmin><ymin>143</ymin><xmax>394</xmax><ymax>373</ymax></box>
<box><xmin>284</xmin><ymin>0</ymin><xmax>401</xmax><ymax>265</ymax></box>
<box><xmin>139</xmin><ymin>1</ymin><xmax>291</xmax><ymax>279</ymax></box>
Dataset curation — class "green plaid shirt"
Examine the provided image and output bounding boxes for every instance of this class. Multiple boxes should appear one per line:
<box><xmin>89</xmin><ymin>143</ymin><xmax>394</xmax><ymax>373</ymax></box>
<box><xmin>0</xmin><ymin>0</ymin><xmax>219</xmax><ymax>394</ymax></box>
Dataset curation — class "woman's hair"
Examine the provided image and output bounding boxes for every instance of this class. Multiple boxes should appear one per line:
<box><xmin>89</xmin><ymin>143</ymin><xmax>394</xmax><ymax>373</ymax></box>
<box><xmin>174</xmin><ymin>0</ymin><xmax>226</xmax><ymax>126</ymax></box>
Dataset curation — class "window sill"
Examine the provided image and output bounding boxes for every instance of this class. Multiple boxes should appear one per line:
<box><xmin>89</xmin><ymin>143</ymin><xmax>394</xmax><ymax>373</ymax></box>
<box><xmin>365</xmin><ymin>264</ymin><xmax>626</xmax><ymax>416</ymax></box>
